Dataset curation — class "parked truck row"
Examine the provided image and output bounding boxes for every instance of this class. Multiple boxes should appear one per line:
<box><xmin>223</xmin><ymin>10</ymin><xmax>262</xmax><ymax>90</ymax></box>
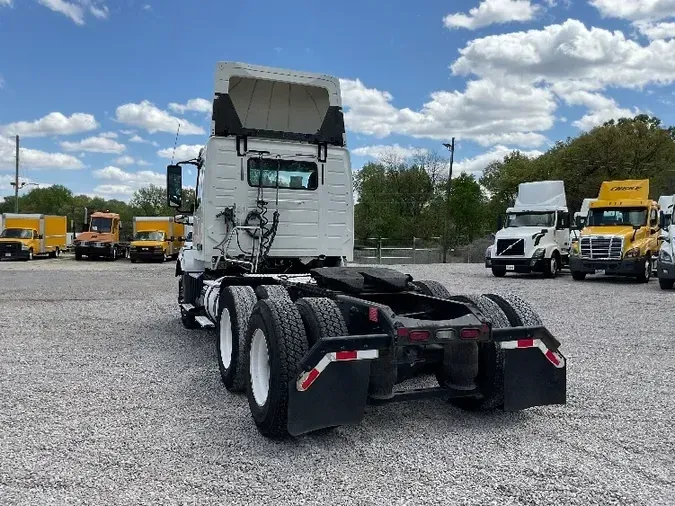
<box><xmin>485</xmin><ymin>179</ymin><xmax>675</xmax><ymax>286</ymax></box>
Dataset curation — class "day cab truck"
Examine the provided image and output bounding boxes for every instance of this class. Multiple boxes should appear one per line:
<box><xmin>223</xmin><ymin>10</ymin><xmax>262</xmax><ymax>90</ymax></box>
<box><xmin>166</xmin><ymin>61</ymin><xmax>567</xmax><ymax>439</ymax></box>
<box><xmin>485</xmin><ymin>180</ymin><xmax>571</xmax><ymax>278</ymax></box>
<box><xmin>129</xmin><ymin>216</ymin><xmax>185</xmax><ymax>263</ymax></box>
<box><xmin>0</xmin><ymin>213</ymin><xmax>67</xmax><ymax>260</ymax></box>
<box><xmin>73</xmin><ymin>211</ymin><xmax>130</xmax><ymax>261</ymax></box>
<box><xmin>569</xmin><ymin>179</ymin><xmax>660</xmax><ymax>282</ymax></box>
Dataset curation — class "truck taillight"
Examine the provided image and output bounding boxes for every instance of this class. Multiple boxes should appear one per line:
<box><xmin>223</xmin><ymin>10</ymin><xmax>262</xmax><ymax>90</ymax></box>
<box><xmin>460</xmin><ymin>328</ymin><xmax>481</xmax><ymax>339</ymax></box>
<box><xmin>408</xmin><ymin>330</ymin><xmax>430</xmax><ymax>342</ymax></box>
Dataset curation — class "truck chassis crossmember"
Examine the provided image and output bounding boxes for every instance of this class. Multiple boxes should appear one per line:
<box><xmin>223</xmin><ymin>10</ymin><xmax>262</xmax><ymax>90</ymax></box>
<box><xmin>178</xmin><ymin>266</ymin><xmax>567</xmax><ymax>438</ymax></box>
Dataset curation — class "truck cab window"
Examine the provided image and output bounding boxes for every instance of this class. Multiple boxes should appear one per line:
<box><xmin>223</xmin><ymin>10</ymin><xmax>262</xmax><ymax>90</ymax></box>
<box><xmin>247</xmin><ymin>158</ymin><xmax>318</xmax><ymax>190</ymax></box>
<box><xmin>505</xmin><ymin>212</ymin><xmax>555</xmax><ymax>228</ymax></box>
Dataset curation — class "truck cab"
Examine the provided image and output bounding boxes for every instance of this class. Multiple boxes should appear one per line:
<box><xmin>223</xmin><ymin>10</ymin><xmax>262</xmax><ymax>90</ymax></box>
<box><xmin>0</xmin><ymin>227</ymin><xmax>40</xmax><ymax>260</ymax></box>
<box><xmin>73</xmin><ymin>211</ymin><xmax>127</xmax><ymax>260</ymax></box>
<box><xmin>130</xmin><ymin>230</ymin><xmax>169</xmax><ymax>263</ymax></box>
<box><xmin>485</xmin><ymin>180</ymin><xmax>570</xmax><ymax>278</ymax></box>
<box><xmin>0</xmin><ymin>213</ymin><xmax>67</xmax><ymax>260</ymax></box>
<box><xmin>569</xmin><ymin>179</ymin><xmax>660</xmax><ymax>282</ymax></box>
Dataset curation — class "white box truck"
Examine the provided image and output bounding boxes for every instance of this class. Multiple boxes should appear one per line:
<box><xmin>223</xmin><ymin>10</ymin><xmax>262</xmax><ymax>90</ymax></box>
<box><xmin>485</xmin><ymin>180</ymin><xmax>571</xmax><ymax>278</ymax></box>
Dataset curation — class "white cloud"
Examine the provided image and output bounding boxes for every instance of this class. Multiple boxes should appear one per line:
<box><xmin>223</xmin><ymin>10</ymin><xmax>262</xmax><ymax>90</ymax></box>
<box><xmin>142</xmin><ymin>4</ymin><xmax>152</xmax><ymax>11</ymax></box>
<box><xmin>114</xmin><ymin>155</ymin><xmax>150</xmax><ymax>166</ymax></box>
<box><xmin>60</xmin><ymin>136</ymin><xmax>126</xmax><ymax>154</ymax></box>
<box><xmin>590</xmin><ymin>0</ymin><xmax>675</xmax><ymax>22</ymax></box>
<box><xmin>168</xmin><ymin>98</ymin><xmax>211</xmax><ymax>114</ymax></box>
<box><xmin>0</xmin><ymin>0</ymin><xmax>12</xmax><ymax>7</ymax></box>
<box><xmin>351</xmin><ymin>144</ymin><xmax>428</xmax><ymax>159</ymax></box>
<box><xmin>0</xmin><ymin>112</ymin><xmax>99</xmax><ymax>138</ymax></box>
<box><xmin>157</xmin><ymin>144</ymin><xmax>202</xmax><ymax>160</ymax></box>
<box><xmin>100</xmin><ymin>131</ymin><xmax>118</xmax><ymax>139</ymax></box>
<box><xmin>92</xmin><ymin>166</ymin><xmax>165</xmax><ymax>197</ymax></box>
<box><xmin>37</xmin><ymin>0</ymin><xmax>108</xmax><ymax>25</ymax></box>
<box><xmin>451</xmin><ymin>19</ymin><xmax>675</xmax><ymax>92</ymax></box>
<box><xmin>0</xmin><ymin>136</ymin><xmax>84</xmax><ymax>170</ymax></box>
<box><xmin>120</xmin><ymin>129</ymin><xmax>135</xmax><ymax>135</ymax></box>
<box><xmin>115</xmin><ymin>100</ymin><xmax>205</xmax><ymax>135</ymax></box>
<box><xmin>0</xmin><ymin>175</ymin><xmax>49</xmax><ymax>194</ymax></box>
<box><xmin>443</xmin><ymin>0</ymin><xmax>541</xmax><ymax>30</ymax></box>
<box><xmin>340</xmin><ymin>77</ymin><xmax>554</xmax><ymax>147</ymax></box>
<box><xmin>454</xmin><ymin>145</ymin><xmax>543</xmax><ymax>175</ymax></box>
<box><xmin>635</xmin><ymin>21</ymin><xmax>675</xmax><ymax>40</ymax></box>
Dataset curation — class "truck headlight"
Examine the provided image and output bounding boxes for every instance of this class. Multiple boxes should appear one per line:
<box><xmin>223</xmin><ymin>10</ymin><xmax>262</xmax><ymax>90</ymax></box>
<box><xmin>532</xmin><ymin>248</ymin><xmax>546</xmax><ymax>259</ymax></box>
<box><xmin>660</xmin><ymin>249</ymin><xmax>672</xmax><ymax>263</ymax></box>
<box><xmin>21</xmin><ymin>244</ymin><xmax>29</xmax><ymax>250</ymax></box>
<box><xmin>624</xmin><ymin>247</ymin><xmax>640</xmax><ymax>259</ymax></box>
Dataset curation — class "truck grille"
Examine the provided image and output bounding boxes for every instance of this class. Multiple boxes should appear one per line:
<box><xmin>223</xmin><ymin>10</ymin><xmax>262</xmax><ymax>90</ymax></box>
<box><xmin>496</xmin><ymin>238</ymin><xmax>525</xmax><ymax>256</ymax></box>
<box><xmin>0</xmin><ymin>242</ymin><xmax>21</xmax><ymax>255</ymax></box>
<box><xmin>580</xmin><ymin>236</ymin><xmax>623</xmax><ymax>260</ymax></box>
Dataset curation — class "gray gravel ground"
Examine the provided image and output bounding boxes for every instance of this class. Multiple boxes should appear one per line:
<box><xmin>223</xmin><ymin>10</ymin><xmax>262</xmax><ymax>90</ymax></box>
<box><xmin>1</xmin><ymin>257</ymin><xmax>674</xmax><ymax>506</ymax></box>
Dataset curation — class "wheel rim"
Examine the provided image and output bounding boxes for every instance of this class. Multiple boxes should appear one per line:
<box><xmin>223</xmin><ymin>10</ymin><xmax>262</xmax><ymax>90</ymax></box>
<box><xmin>551</xmin><ymin>257</ymin><xmax>557</xmax><ymax>274</ymax></box>
<box><xmin>29</xmin><ymin>250</ymin><xmax>33</xmax><ymax>260</ymax></box>
<box><xmin>219</xmin><ymin>309</ymin><xmax>233</xmax><ymax>369</ymax></box>
<box><xmin>645</xmin><ymin>259</ymin><xmax>650</xmax><ymax>279</ymax></box>
<box><xmin>56</xmin><ymin>249</ymin><xmax>60</xmax><ymax>257</ymax></box>
<box><xmin>250</xmin><ymin>328</ymin><xmax>270</xmax><ymax>407</ymax></box>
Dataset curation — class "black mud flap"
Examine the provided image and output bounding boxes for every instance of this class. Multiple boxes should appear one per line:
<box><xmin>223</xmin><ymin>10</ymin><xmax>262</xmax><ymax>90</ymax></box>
<box><xmin>502</xmin><ymin>347</ymin><xmax>566</xmax><ymax>411</ymax></box>
<box><xmin>287</xmin><ymin>361</ymin><xmax>371</xmax><ymax>436</ymax></box>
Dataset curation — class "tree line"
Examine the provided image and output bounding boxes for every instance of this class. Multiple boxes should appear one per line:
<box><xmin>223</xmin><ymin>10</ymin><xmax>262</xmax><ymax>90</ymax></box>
<box><xmin>355</xmin><ymin>114</ymin><xmax>675</xmax><ymax>257</ymax></box>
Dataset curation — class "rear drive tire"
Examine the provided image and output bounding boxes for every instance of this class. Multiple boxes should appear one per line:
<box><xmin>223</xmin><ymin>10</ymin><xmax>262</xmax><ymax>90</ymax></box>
<box><xmin>492</xmin><ymin>267</ymin><xmax>507</xmax><ymax>277</ymax></box>
<box><xmin>571</xmin><ymin>271</ymin><xmax>586</xmax><ymax>281</ymax></box>
<box><xmin>256</xmin><ymin>285</ymin><xmax>291</xmax><ymax>302</ymax></box>
<box><xmin>245</xmin><ymin>298</ymin><xmax>308</xmax><ymax>438</ymax></box>
<box><xmin>414</xmin><ymin>279</ymin><xmax>452</xmax><ymax>299</ymax></box>
<box><xmin>216</xmin><ymin>285</ymin><xmax>257</xmax><ymax>392</ymax></box>
<box><xmin>659</xmin><ymin>278</ymin><xmax>674</xmax><ymax>290</ymax></box>
<box><xmin>295</xmin><ymin>297</ymin><xmax>348</xmax><ymax>347</ymax></box>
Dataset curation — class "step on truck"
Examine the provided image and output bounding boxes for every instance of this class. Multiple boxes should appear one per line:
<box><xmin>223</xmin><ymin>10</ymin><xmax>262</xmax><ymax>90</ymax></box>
<box><xmin>73</xmin><ymin>211</ymin><xmax>130</xmax><ymax>261</ymax></box>
<box><xmin>569</xmin><ymin>179</ymin><xmax>661</xmax><ymax>282</ymax></box>
<box><xmin>167</xmin><ymin>61</ymin><xmax>567</xmax><ymax>438</ymax></box>
<box><xmin>0</xmin><ymin>213</ymin><xmax>67</xmax><ymax>260</ymax></box>
<box><xmin>129</xmin><ymin>216</ymin><xmax>185</xmax><ymax>263</ymax></box>
<box><xmin>485</xmin><ymin>180</ymin><xmax>571</xmax><ymax>278</ymax></box>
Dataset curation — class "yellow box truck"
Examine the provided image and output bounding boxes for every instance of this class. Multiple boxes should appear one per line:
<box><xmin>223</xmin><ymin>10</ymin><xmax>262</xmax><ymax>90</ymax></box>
<box><xmin>129</xmin><ymin>216</ymin><xmax>185</xmax><ymax>263</ymax></box>
<box><xmin>569</xmin><ymin>179</ymin><xmax>661</xmax><ymax>282</ymax></box>
<box><xmin>0</xmin><ymin>213</ymin><xmax>67</xmax><ymax>260</ymax></box>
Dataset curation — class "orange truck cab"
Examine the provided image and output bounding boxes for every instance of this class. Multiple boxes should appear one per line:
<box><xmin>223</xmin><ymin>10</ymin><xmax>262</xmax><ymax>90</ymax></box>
<box><xmin>73</xmin><ymin>211</ymin><xmax>129</xmax><ymax>261</ymax></box>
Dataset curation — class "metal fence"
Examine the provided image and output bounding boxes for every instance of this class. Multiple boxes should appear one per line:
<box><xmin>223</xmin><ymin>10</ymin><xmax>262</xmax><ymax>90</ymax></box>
<box><xmin>353</xmin><ymin>237</ymin><xmax>442</xmax><ymax>265</ymax></box>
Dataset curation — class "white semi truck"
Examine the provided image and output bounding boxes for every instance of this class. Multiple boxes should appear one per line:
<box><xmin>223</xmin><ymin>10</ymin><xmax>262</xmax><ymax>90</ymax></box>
<box><xmin>485</xmin><ymin>180</ymin><xmax>571</xmax><ymax>278</ymax></box>
<box><xmin>166</xmin><ymin>61</ymin><xmax>567</xmax><ymax>439</ymax></box>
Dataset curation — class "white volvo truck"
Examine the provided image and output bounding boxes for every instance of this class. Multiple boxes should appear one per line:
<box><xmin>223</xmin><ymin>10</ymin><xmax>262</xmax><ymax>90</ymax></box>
<box><xmin>485</xmin><ymin>180</ymin><xmax>571</xmax><ymax>278</ymax></box>
<box><xmin>166</xmin><ymin>62</ymin><xmax>567</xmax><ymax>439</ymax></box>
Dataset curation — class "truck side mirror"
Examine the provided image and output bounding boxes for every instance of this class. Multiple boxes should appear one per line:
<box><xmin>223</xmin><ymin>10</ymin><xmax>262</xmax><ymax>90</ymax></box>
<box><xmin>660</xmin><ymin>211</ymin><xmax>668</xmax><ymax>231</ymax></box>
<box><xmin>167</xmin><ymin>164</ymin><xmax>183</xmax><ymax>209</ymax></box>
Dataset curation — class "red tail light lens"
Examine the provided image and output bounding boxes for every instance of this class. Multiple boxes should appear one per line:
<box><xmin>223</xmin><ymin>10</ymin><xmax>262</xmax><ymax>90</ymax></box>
<box><xmin>409</xmin><ymin>330</ymin><xmax>430</xmax><ymax>342</ymax></box>
<box><xmin>460</xmin><ymin>327</ymin><xmax>481</xmax><ymax>339</ymax></box>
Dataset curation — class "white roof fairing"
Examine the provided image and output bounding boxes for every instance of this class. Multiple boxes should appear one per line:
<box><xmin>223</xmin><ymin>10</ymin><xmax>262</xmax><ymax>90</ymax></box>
<box><xmin>507</xmin><ymin>180</ymin><xmax>567</xmax><ymax>212</ymax></box>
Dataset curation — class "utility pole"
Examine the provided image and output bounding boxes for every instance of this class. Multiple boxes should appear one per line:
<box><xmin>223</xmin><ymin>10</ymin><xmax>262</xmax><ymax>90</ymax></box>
<box><xmin>442</xmin><ymin>138</ymin><xmax>455</xmax><ymax>263</ymax></box>
<box><xmin>14</xmin><ymin>135</ymin><xmax>19</xmax><ymax>213</ymax></box>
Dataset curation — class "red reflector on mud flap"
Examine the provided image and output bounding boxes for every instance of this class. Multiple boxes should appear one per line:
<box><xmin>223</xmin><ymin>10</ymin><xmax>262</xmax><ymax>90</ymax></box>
<box><xmin>408</xmin><ymin>330</ymin><xmax>430</xmax><ymax>342</ymax></box>
<box><xmin>517</xmin><ymin>338</ymin><xmax>535</xmax><ymax>348</ymax></box>
<box><xmin>300</xmin><ymin>368</ymin><xmax>320</xmax><ymax>391</ymax></box>
<box><xmin>335</xmin><ymin>351</ymin><xmax>358</xmax><ymax>361</ymax></box>
<box><xmin>460</xmin><ymin>328</ymin><xmax>481</xmax><ymax>339</ymax></box>
<box><xmin>368</xmin><ymin>307</ymin><xmax>379</xmax><ymax>322</ymax></box>
<box><xmin>545</xmin><ymin>349</ymin><xmax>561</xmax><ymax>366</ymax></box>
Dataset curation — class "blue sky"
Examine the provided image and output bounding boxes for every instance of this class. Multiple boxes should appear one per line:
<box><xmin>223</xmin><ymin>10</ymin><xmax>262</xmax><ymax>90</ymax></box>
<box><xmin>1</xmin><ymin>0</ymin><xmax>675</xmax><ymax>199</ymax></box>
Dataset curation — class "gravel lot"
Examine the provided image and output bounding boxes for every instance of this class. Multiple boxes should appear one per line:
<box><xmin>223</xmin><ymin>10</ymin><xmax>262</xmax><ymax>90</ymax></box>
<box><xmin>1</xmin><ymin>257</ymin><xmax>674</xmax><ymax>506</ymax></box>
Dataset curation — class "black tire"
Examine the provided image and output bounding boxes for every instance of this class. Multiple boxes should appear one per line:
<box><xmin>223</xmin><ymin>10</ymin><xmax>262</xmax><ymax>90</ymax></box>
<box><xmin>75</xmin><ymin>253</ymin><xmax>82</xmax><ymax>261</ymax></box>
<box><xmin>414</xmin><ymin>279</ymin><xmax>452</xmax><ymax>298</ymax></box>
<box><xmin>256</xmin><ymin>284</ymin><xmax>291</xmax><ymax>301</ymax></box>
<box><xmin>487</xmin><ymin>292</ymin><xmax>543</xmax><ymax>327</ymax></box>
<box><xmin>659</xmin><ymin>278</ymin><xmax>674</xmax><ymax>290</ymax></box>
<box><xmin>636</xmin><ymin>255</ymin><xmax>651</xmax><ymax>283</ymax></box>
<box><xmin>131</xmin><ymin>259</ymin><xmax>137</xmax><ymax>264</ymax></box>
<box><xmin>543</xmin><ymin>252</ymin><xmax>559</xmax><ymax>279</ymax></box>
<box><xmin>571</xmin><ymin>271</ymin><xmax>586</xmax><ymax>281</ymax></box>
<box><xmin>178</xmin><ymin>278</ymin><xmax>198</xmax><ymax>329</ymax></box>
<box><xmin>492</xmin><ymin>267</ymin><xmax>507</xmax><ymax>277</ymax></box>
<box><xmin>295</xmin><ymin>297</ymin><xmax>348</xmax><ymax>347</ymax></box>
<box><xmin>245</xmin><ymin>298</ymin><xmax>308</xmax><ymax>438</ymax></box>
<box><xmin>216</xmin><ymin>285</ymin><xmax>257</xmax><ymax>392</ymax></box>
<box><xmin>442</xmin><ymin>294</ymin><xmax>511</xmax><ymax>411</ymax></box>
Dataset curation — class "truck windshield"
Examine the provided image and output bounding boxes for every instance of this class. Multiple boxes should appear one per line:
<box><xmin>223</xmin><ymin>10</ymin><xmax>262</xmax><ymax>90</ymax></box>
<box><xmin>0</xmin><ymin>228</ymin><xmax>32</xmax><ymax>239</ymax></box>
<box><xmin>135</xmin><ymin>231</ymin><xmax>164</xmax><ymax>241</ymax></box>
<box><xmin>588</xmin><ymin>207</ymin><xmax>647</xmax><ymax>227</ymax></box>
<box><xmin>505</xmin><ymin>212</ymin><xmax>555</xmax><ymax>228</ymax></box>
<box><xmin>90</xmin><ymin>217</ymin><xmax>112</xmax><ymax>233</ymax></box>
